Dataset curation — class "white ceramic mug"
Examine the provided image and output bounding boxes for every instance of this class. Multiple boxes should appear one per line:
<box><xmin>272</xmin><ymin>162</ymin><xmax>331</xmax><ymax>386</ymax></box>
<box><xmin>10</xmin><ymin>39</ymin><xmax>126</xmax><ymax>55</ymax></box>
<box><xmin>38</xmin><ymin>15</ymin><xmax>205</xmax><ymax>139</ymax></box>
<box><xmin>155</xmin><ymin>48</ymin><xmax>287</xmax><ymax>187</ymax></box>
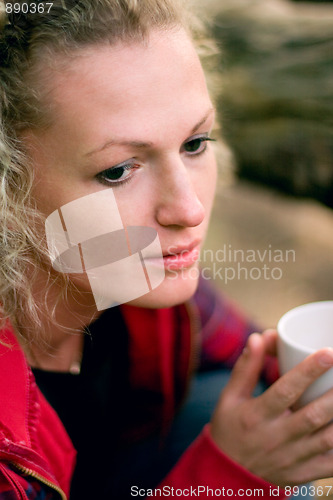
<box><xmin>277</xmin><ymin>301</ymin><xmax>333</xmax><ymax>407</ymax></box>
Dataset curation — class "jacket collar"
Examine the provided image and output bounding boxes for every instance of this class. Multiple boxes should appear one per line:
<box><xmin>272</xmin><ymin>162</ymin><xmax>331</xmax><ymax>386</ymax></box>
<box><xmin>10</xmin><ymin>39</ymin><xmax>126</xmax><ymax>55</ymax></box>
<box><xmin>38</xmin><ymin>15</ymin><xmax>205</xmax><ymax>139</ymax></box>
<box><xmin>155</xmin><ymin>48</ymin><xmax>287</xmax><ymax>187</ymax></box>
<box><xmin>0</xmin><ymin>326</ymin><xmax>32</xmax><ymax>445</ymax></box>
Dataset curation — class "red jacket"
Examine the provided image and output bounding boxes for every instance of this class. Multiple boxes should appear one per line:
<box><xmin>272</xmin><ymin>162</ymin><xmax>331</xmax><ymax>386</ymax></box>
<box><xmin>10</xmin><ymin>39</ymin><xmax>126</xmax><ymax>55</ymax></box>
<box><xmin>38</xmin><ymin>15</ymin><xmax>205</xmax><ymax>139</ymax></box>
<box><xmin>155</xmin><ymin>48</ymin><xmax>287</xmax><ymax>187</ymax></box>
<box><xmin>0</xmin><ymin>282</ymin><xmax>283</xmax><ymax>499</ymax></box>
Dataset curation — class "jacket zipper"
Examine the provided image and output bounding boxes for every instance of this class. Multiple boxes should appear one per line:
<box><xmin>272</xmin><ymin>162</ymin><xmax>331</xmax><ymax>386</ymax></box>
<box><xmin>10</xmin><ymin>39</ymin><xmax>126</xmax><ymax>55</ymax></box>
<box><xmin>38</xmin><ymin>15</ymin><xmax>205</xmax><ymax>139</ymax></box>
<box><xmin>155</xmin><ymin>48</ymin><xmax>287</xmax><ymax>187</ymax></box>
<box><xmin>12</xmin><ymin>462</ymin><xmax>67</xmax><ymax>500</ymax></box>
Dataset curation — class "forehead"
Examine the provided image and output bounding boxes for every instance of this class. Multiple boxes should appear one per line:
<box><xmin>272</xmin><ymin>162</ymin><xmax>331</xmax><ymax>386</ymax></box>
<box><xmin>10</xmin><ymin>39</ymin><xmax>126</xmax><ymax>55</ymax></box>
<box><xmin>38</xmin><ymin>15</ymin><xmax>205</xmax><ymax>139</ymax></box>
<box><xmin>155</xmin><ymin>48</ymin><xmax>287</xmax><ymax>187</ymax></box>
<box><xmin>42</xmin><ymin>28</ymin><xmax>211</xmax><ymax>149</ymax></box>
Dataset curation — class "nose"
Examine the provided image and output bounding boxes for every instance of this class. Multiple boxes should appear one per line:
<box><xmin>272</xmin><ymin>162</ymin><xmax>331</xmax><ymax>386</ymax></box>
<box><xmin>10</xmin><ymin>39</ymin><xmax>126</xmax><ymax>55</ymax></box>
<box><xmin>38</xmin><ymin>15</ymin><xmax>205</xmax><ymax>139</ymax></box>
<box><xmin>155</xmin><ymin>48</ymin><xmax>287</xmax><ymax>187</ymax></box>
<box><xmin>154</xmin><ymin>155</ymin><xmax>205</xmax><ymax>228</ymax></box>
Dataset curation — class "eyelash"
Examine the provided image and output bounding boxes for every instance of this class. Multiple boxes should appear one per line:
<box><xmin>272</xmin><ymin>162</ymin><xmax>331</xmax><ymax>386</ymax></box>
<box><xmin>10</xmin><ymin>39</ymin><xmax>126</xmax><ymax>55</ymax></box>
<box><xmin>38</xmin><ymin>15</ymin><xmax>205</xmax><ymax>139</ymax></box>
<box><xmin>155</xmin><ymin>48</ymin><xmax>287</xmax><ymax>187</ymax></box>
<box><xmin>95</xmin><ymin>135</ymin><xmax>216</xmax><ymax>187</ymax></box>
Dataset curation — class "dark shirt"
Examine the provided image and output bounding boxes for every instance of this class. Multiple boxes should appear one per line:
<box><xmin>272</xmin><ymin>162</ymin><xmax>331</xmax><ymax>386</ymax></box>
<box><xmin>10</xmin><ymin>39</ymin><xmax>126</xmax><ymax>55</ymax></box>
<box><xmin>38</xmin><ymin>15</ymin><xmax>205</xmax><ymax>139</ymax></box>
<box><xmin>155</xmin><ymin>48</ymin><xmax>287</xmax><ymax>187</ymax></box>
<box><xmin>32</xmin><ymin>307</ymin><xmax>133</xmax><ymax>499</ymax></box>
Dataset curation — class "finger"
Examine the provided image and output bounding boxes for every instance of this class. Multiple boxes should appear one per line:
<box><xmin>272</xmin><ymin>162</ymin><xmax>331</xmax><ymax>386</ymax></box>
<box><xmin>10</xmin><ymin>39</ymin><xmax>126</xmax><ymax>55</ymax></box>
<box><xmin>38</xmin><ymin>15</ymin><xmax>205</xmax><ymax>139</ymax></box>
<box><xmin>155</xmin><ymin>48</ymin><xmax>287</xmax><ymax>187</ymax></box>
<box><xmin>280</xmin><ymin>453</ymin><xmax>333</xmax><ymax>487</ymax></box>
<box><xmin>288</xmin><ymin>388</ymin><xmax>333</xmax><ymax>439</ymax></box>
<box><xmin>257</xmin><ymin>349</ymin><xmax>333</xmax><ymax>417</ymax></box>
<box><xmin>302</xmin><ymin>419</ymin><xmax>333</xmax><ymax>458</ymax></box>
<box><xmin>262</xmin><ymin>329</ymin><xmax>278</xmax><ymax>357</ymax></box>
<box><xmin>223</xmin><ymin>333</ymin><xmax>266</xmax><ymax>400</ymax></box>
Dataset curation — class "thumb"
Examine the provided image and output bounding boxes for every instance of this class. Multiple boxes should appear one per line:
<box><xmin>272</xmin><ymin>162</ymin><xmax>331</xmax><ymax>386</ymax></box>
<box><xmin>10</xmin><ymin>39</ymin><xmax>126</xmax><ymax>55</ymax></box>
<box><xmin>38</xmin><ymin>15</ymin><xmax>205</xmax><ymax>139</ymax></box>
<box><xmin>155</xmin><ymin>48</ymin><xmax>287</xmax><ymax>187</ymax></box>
<box><xmin>223</xmin><ymin>333</ymin><xmax>266</xmax><ymax>401</ymax></box>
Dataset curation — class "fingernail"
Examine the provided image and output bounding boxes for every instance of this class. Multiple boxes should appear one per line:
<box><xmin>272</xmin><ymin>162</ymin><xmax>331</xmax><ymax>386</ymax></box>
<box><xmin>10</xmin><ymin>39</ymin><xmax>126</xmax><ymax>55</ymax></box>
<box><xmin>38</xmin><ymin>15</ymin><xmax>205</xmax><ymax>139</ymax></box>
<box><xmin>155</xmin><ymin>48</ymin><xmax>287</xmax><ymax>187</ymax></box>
<box><xmin>320</xmin><ymin>350</ymin><xmax>333</xmax><ymax>367</ymax></box>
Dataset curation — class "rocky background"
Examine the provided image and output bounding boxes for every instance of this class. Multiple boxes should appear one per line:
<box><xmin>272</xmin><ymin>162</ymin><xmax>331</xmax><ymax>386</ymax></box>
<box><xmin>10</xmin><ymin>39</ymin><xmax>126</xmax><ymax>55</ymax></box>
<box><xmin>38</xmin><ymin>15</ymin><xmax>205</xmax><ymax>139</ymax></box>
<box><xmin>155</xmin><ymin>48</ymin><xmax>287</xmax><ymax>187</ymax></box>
<box><xmin>208</xmin><ymin>0</ymin><xmax>333</xmax><ymax>207</ymax></box>
<box><xmin>191</xmin><ymin>0</ymin><xmax>333</xmax><ymax>328</ymax></box>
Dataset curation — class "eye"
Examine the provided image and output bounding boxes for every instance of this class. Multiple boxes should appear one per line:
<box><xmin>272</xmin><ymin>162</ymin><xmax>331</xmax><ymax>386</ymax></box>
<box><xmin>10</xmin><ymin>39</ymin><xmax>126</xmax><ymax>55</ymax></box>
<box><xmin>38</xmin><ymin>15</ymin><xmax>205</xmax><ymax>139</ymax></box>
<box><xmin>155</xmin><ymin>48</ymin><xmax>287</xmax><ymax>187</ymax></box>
<box><xmin>183</xmin><ymin>135</ymin><xmax>216</xmax><ymax>156</ymax></box>
<box><xmin>96</xmin><ymin>162</ymin><xmax>139</xmax><ymax>186</ymax></box>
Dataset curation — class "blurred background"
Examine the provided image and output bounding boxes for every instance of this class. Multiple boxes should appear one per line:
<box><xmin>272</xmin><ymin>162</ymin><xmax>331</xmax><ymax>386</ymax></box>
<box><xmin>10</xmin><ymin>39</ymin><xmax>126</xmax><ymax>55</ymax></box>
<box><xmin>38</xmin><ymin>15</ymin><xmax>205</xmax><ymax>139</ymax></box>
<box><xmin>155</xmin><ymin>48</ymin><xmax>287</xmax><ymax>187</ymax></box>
<box><xmin>193</xmin><ymin>0</ymin><xmax>333</xmax><ymax>327</ymax></box>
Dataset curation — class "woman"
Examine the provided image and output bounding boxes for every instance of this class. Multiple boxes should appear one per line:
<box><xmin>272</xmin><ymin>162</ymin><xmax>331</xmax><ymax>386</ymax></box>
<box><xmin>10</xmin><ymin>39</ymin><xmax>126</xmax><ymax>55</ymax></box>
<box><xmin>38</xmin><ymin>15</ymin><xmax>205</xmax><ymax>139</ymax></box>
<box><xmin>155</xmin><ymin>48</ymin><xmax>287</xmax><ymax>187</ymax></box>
<box><xmin>1</xmin><ymin>1</ymin><xmax>333</xmax><ymax>498</ymax></box>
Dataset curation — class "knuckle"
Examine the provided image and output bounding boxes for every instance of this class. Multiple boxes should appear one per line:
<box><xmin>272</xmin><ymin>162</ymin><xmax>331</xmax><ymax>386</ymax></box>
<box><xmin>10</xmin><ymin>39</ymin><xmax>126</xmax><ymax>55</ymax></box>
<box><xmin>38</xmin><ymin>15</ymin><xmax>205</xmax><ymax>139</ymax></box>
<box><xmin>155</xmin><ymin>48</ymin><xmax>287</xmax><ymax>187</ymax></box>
<box><xmin>218</xmin><ymin>392</ymin><xmax>236</xmax><ymax>415</ymax></box>
<box><xmin>240</xmin><ymin>406</ymin><xmax>260</xmax><ymax>432</ymax></box>
<box><xmin>278</xmin><ymin>453</ymin><xmax>293</xmax><ymax>471</ymax></box>
<box><xmin>261</xmin><ymin>435</ymin><xmax>280</xmax><ymax>455</ymax></box>
<box><xmin>320</xmin><ymin>430</ymin><xmax>333</xmax><ymax>451</ymax></box>
<box><xmin>304</xmin><ymin>360</ymin><xmax>322</xmax><ymax>380</ymax></box>
<box><xmin>275</xmin><ymin>381</ymin><xmax>297</xmax><ymax>407</ymax></box>
<box><xmin>303</xmin><ymin>405</ymin><xmax>325</xmax><ymax>429</ymax></box>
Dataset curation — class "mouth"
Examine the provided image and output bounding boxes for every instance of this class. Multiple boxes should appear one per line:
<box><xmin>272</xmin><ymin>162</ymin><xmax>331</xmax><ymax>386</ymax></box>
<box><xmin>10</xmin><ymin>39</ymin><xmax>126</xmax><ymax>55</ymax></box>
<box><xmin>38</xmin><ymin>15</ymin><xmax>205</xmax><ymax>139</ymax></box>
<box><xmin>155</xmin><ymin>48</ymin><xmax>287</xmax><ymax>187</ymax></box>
<box><xmin>161</xmin><ymin>240</ymin><xmax>201</xmax><ymax>270</ymax></box>
<box><xmin>143</xmin><ymin>239</ymin><xmax>202</xmax><ymax>271</ymax></box>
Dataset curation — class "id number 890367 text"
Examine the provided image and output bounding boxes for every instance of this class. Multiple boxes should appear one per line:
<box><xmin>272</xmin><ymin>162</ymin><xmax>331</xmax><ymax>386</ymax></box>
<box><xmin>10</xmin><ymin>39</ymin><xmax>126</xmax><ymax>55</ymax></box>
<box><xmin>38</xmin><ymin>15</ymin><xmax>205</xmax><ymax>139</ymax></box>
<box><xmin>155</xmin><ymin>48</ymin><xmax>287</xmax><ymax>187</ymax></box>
<box><xmin>5</xmin><ymin>3</ymin><xmax>54</xmax><ymax>14</ymax></box>
<box><xmin>285</xmin><ymin>485</ymin><xmax>333</xmax><ymax>497</ymax></box>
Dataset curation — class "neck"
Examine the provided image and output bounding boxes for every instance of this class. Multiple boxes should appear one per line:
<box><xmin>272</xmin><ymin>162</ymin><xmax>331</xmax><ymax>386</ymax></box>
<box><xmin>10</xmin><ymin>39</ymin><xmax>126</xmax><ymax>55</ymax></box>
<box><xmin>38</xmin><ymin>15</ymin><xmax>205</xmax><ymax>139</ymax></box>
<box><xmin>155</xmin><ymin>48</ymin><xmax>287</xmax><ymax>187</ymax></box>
<box><xmin>19</xmin><ymin>268</ymin><xmax>102</xmax><ymax>372</ymax></box>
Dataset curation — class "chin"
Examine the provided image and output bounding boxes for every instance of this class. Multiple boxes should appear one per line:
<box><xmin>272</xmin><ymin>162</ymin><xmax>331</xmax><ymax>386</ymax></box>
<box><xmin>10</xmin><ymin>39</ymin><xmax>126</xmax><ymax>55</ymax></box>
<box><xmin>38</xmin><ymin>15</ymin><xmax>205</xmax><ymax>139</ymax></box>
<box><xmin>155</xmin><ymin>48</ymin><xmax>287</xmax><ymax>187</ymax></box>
<box><xmin>67</xmin><ymin>263</ymin><xmax>201</xmax><ymax>311</ymax></box>
<box><xmin>126</xmin><ymin>265</ymin><xmax>201</xmax><ymax>309</ymax></box>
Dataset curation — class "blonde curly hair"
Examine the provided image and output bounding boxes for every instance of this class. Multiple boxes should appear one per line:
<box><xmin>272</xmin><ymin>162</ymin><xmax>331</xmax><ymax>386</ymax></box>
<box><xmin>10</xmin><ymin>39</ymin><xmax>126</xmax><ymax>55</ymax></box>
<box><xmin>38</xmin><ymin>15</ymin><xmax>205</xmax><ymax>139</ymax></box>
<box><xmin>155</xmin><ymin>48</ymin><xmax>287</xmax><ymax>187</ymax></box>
<box><xmin>0</xmin><ymin>0</ymin><xmax>218</xmax><ymax>342</ymax></box>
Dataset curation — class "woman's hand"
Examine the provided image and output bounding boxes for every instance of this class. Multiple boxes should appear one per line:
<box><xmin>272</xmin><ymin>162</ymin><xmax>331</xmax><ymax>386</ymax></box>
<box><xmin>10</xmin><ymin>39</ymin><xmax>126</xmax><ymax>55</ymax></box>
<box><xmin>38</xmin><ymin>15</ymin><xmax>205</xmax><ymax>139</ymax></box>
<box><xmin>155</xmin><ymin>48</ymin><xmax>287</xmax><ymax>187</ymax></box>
<box><xmin>210</xmin><ymin>330</ymin><xmax>333</xmax><ymax>487</ymax></box>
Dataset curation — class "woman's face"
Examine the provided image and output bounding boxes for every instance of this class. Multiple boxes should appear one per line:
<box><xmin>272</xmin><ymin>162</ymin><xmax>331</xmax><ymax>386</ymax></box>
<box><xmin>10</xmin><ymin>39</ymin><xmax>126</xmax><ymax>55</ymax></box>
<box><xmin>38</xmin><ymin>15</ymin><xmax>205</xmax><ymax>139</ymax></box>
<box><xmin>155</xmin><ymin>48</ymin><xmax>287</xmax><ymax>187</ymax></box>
<box><xmin>26</xmin><ymin>28</ymin><xmax>217</xmax><ymax>309</ymax></box>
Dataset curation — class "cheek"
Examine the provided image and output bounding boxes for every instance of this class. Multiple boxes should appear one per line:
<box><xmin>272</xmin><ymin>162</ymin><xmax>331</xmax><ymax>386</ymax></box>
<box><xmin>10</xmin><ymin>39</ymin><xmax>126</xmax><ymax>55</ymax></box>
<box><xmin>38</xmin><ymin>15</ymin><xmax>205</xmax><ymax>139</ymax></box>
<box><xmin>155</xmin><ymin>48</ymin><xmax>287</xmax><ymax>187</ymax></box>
<box><xmin>112</xmin><ymin>182</ymin><xmax>152</xmax><ymax>227</ymax></box>
<box><xmin>195</xmin><ymin>153</ymin><xmax>217</xmax><ymax>218</ymax></box>
<box><xmin>31</xmin><ymin>167</ymin><xmax>70</xmax><ymax>217</ymax></box>
<box><xmin>33</xmin><ymin>175</ymin><xmax>97</xmax><ymax>218</ymax></box>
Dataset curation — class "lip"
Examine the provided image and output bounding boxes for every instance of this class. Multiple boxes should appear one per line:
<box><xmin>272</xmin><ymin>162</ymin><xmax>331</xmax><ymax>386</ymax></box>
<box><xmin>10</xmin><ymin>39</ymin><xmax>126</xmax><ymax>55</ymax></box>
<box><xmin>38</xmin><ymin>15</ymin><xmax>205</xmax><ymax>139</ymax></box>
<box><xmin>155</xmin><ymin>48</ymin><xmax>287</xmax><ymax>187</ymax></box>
<box><xmin>161</xmin><ymin>240</ymin><xmax>201</xmax><ymax>271</ymax></box>
<box><xmin>162</xmin><ymin>246</ymin><xmax>200</xmax><ymax>270</ymax></box>
<box><xmin>144</xmin><ymin>239</ymin><xmax>202</xmax><ymax>270</ymax></box>
<box><xmin>162</xmin><ymin>240</ymin><xmax>201</xmax><ymax>257</ymax></box>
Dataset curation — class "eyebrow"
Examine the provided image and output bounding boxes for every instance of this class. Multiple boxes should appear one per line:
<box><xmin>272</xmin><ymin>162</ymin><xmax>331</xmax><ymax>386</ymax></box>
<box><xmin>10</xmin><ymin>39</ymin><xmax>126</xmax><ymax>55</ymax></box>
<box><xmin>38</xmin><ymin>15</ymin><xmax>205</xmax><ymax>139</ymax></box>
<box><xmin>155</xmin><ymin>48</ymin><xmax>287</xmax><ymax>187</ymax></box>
<box><xmin>84</xmin><ymin>107</ymin><xmax>215</xmax><ymax>158</ymax></box>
